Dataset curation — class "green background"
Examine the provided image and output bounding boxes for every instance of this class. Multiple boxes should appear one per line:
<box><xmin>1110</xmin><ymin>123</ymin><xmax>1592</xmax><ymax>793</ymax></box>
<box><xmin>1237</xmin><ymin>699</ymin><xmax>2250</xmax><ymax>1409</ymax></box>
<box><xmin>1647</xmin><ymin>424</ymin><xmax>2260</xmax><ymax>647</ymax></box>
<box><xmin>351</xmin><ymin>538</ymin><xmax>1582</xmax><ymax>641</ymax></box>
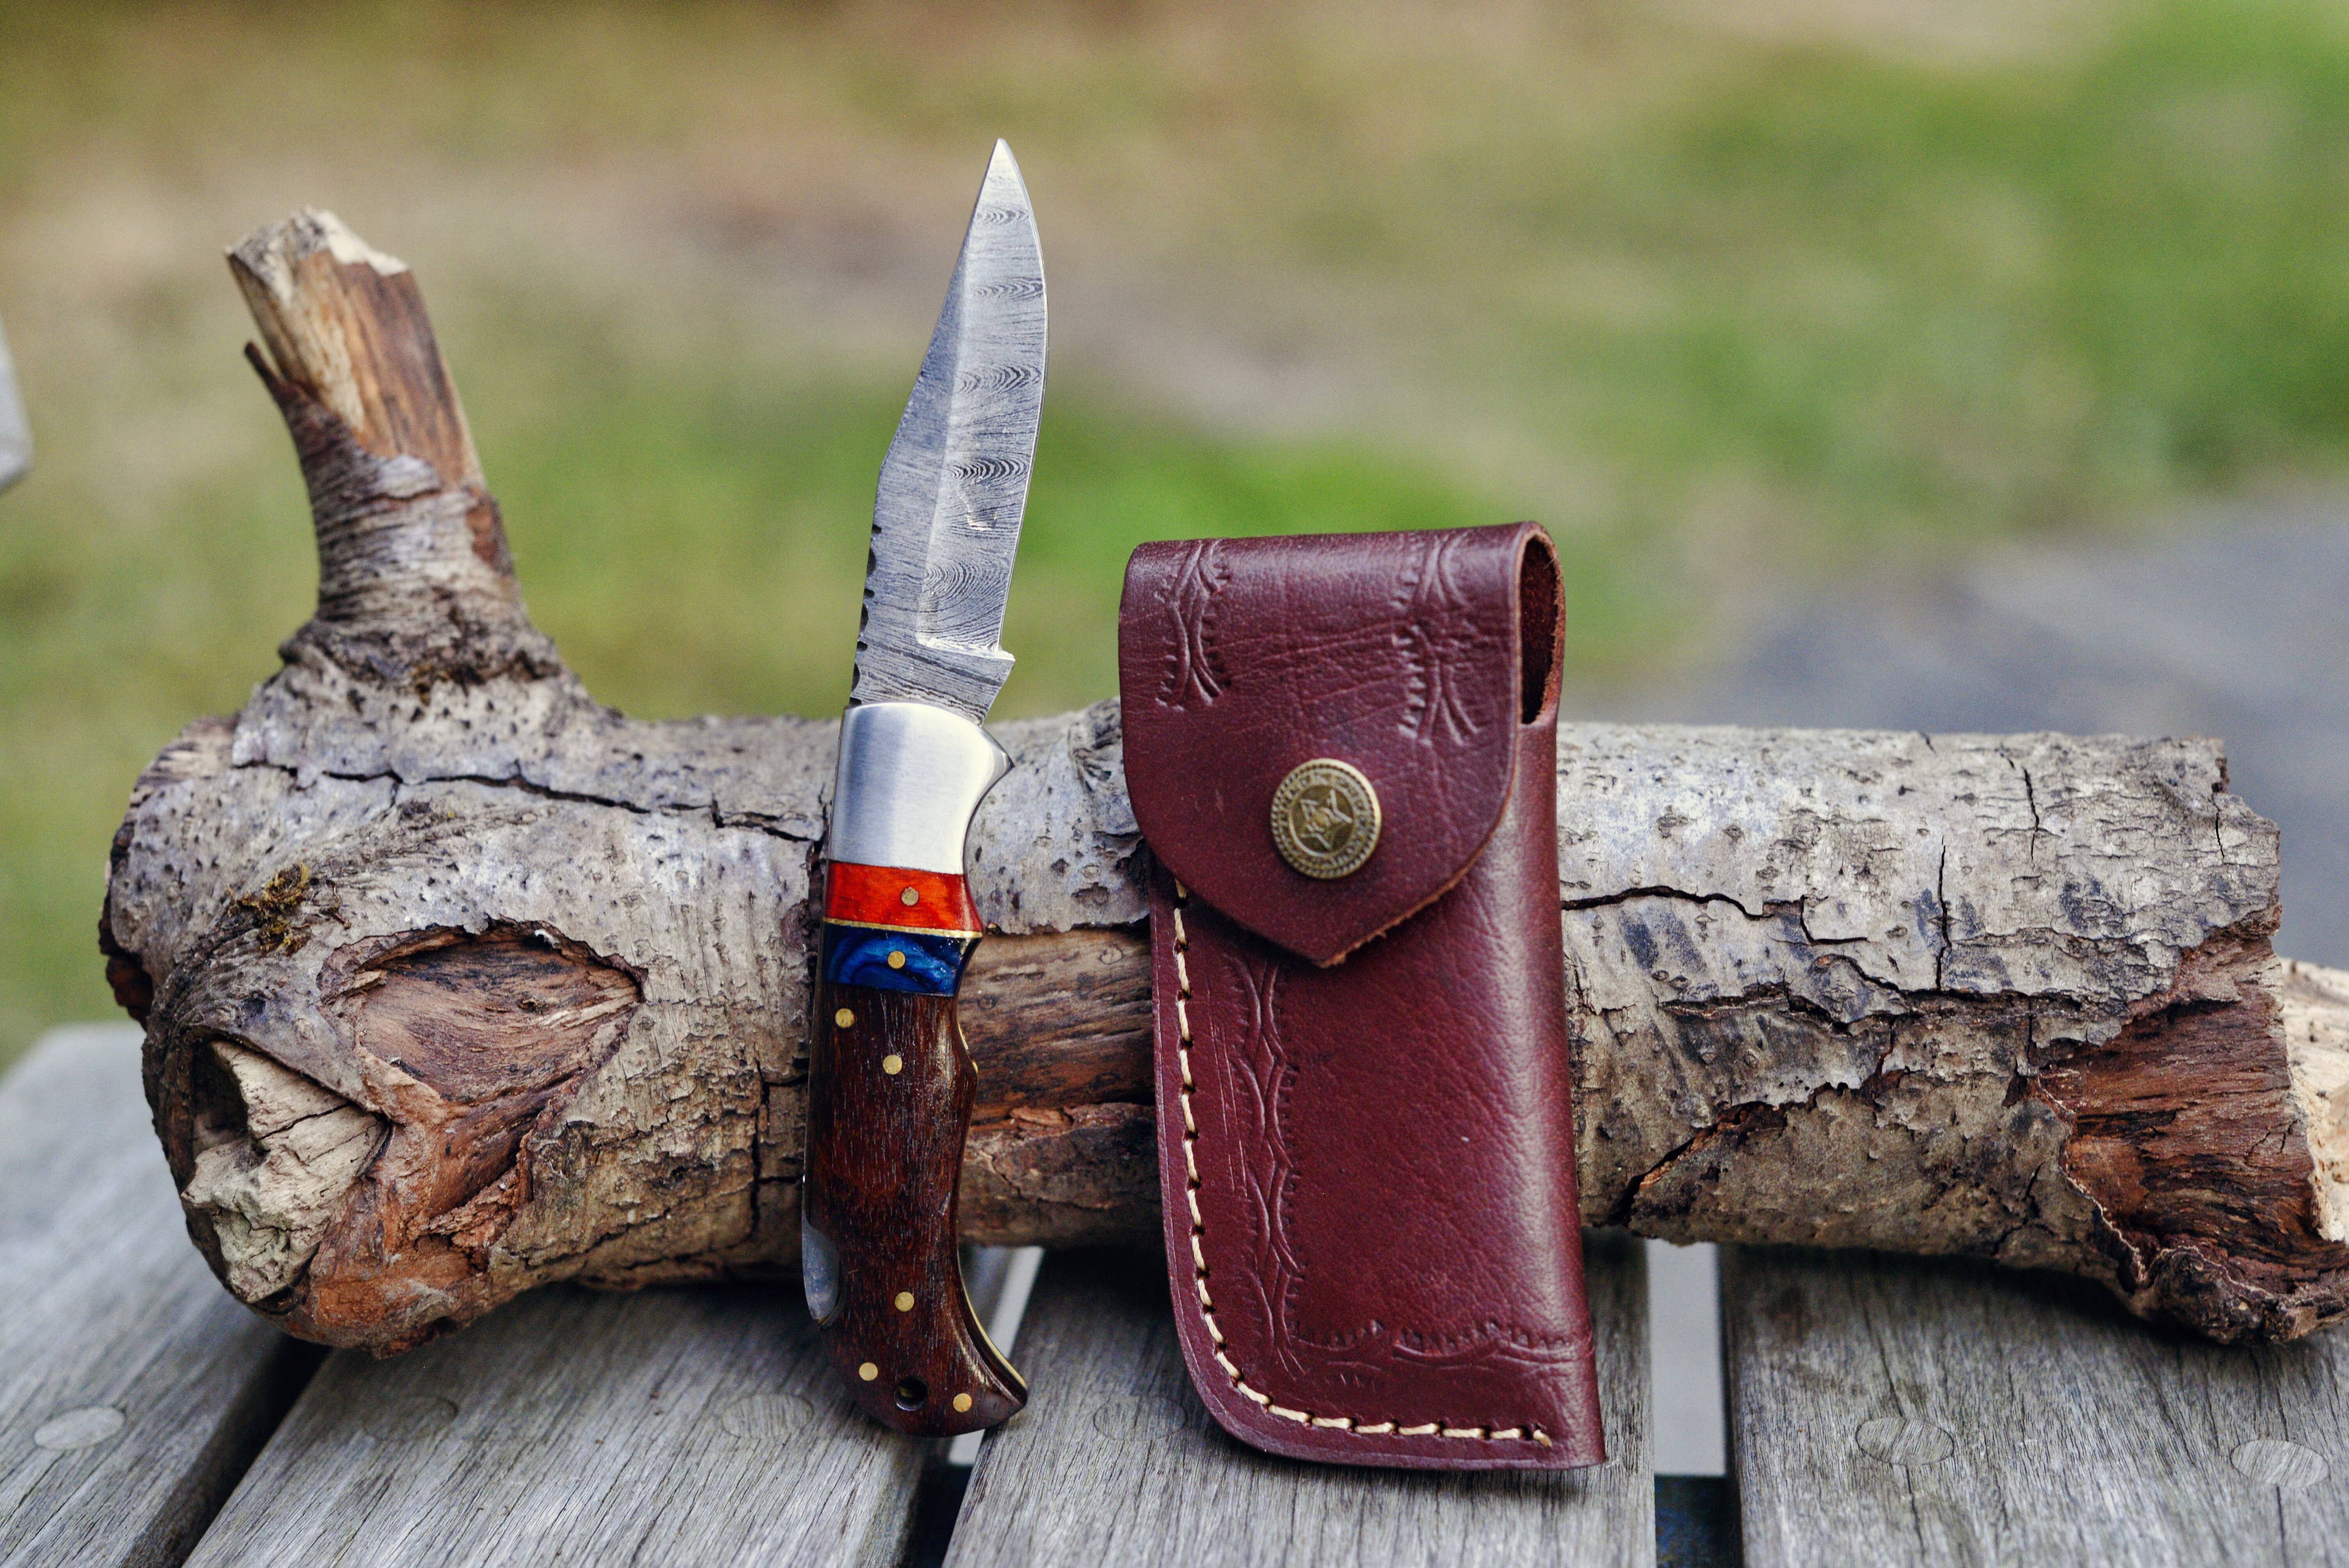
<box><xmin>6</xmin><ymin>0</ymin><xmax>2349</xmax><ymax>1063</ymax></box>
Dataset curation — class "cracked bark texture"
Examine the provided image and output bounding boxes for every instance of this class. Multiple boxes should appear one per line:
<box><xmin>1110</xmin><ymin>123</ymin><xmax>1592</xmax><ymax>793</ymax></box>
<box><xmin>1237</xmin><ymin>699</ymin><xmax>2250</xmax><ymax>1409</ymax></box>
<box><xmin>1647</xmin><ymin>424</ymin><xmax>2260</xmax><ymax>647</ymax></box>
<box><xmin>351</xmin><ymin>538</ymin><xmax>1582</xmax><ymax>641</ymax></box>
<box><xmin>102</xmin><ymin>211</ymin><xmax>2349</xmax><ymax>1354</ymax></box>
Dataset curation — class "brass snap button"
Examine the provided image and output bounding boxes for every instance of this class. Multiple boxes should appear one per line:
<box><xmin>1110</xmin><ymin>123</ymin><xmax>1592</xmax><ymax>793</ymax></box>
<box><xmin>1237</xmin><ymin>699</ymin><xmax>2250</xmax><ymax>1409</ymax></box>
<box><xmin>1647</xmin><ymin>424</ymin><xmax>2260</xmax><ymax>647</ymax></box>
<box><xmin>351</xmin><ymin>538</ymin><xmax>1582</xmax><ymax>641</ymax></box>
<box><xmin>1270</xmin><ymin>759</ymin><xmax>1381</xmax><ymax>879</ymax></box>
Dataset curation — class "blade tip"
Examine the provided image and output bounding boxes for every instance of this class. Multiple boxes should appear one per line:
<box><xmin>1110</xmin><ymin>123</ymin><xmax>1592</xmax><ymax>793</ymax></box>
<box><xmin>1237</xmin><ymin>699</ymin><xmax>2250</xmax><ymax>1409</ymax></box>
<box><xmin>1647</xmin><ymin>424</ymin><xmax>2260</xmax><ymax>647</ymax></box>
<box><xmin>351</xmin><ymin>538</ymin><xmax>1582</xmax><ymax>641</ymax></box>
<box><xmin>987</xmin><ymin>138</ymin><xmax>1024</xmax><ymax>186</ymax></box>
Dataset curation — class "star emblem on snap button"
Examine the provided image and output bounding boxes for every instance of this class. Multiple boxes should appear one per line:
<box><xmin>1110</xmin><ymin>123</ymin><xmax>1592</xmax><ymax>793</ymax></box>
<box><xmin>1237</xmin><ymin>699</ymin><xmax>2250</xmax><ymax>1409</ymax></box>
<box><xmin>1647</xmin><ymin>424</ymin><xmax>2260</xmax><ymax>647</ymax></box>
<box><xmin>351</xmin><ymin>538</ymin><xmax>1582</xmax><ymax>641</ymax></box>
<box><xmin>1270</xmin><ymin>759</ymin><xmax>1381</xmax><ymax>880</ymax></box>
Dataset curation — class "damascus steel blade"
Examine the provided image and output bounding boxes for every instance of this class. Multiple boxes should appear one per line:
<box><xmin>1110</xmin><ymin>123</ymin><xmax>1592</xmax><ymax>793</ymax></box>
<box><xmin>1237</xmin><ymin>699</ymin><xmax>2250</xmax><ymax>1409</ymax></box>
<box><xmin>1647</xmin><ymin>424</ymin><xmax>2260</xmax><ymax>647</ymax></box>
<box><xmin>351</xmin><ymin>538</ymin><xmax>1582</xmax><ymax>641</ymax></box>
<box><xmin>850</xmin><ymin>140</ymin><xmax>1046</xmax><ymax>721</ymax></box>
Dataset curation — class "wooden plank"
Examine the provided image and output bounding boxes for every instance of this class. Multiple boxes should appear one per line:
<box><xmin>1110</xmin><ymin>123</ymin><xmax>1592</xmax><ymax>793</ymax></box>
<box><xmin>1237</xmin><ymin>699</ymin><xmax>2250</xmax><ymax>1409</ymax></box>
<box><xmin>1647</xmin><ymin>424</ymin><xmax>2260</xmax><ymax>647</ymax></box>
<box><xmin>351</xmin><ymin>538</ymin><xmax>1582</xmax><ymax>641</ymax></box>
<box><xmin>0</xmin><ymin>1024</ymin><xmax>315</xmax><ymax>1568</ymax></box>
<box><xmin>1722</xmin><ymin>1244</ymin><xmax>2349</xmax><ymax>1566</ymax></box>
<box><xmin>185</xmin><ymin>1278</ymin><xmax>929</xmax><ymax>1565</ymax></box>
<box><xmin>946</xmin><ymin>1233</ymin><xmax>1653</xmax><ymax>1567</ymax></box>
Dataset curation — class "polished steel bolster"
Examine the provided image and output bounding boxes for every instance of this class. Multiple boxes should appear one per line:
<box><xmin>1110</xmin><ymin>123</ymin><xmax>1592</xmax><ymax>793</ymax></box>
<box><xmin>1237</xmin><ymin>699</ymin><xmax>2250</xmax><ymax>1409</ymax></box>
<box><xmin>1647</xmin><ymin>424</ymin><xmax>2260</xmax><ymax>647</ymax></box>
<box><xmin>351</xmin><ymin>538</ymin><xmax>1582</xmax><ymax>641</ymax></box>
<box><xmin>826</xmin><ymin>701</ymin><xmax>1010</xmax><ymax>875</ymax></box>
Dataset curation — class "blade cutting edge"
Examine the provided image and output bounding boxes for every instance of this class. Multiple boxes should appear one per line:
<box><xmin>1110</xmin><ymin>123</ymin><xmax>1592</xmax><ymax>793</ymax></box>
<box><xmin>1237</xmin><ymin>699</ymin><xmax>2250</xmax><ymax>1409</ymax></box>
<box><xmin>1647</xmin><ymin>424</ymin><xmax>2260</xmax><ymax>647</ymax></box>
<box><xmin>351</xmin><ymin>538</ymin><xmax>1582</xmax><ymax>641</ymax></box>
<box><xmin>850</xmin><ymin>140</ymin><xmax>1046</xmax><ymax>721</ymax></box>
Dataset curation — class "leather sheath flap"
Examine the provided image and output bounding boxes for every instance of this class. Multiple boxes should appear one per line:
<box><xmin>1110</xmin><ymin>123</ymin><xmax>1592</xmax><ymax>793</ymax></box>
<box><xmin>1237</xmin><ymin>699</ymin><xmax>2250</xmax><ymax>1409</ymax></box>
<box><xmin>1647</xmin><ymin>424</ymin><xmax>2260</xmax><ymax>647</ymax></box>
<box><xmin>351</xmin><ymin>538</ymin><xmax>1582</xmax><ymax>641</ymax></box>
<box><xmin>1118</xmin><ymin>527</ymin><xmax>1545</xmax><ymax>965</ymax></box>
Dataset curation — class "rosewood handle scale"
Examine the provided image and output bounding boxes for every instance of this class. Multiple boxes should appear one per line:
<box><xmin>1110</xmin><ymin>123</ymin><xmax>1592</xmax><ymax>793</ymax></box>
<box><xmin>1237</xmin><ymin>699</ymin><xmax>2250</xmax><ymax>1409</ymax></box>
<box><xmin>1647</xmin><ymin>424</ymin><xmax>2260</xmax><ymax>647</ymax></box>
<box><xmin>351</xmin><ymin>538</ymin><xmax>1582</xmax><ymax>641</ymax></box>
<box><xmin>804</xmin><ymin>974</ymin><xmax>1025</xmax><ymax>1436</ymax></box>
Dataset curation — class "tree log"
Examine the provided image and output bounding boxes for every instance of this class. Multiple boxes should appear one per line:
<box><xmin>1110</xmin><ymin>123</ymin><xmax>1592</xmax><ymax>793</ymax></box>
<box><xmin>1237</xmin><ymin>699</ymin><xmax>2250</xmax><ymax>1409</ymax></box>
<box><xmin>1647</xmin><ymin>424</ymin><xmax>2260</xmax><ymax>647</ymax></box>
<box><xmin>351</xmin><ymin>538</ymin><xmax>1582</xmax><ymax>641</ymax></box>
<box><xmin>102</xmin><ymin>212</ymin><xmax>2349</xmax><ymax>1354</ymax></box>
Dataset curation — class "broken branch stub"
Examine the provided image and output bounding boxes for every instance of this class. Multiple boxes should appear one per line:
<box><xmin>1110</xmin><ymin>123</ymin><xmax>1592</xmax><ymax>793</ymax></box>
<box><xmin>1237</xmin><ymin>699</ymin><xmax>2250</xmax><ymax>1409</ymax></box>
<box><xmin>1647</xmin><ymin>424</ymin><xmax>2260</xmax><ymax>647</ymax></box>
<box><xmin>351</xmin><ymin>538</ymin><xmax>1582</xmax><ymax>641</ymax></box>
<box><xmin>101</xmin><ymin>212</ymin><xmax>2349</xmax><ymax>1355</ymax></box>
<box><xmin>225</xmin><ymin>210</ymin><xmax>561</xmax><ymax>785</ymax></box>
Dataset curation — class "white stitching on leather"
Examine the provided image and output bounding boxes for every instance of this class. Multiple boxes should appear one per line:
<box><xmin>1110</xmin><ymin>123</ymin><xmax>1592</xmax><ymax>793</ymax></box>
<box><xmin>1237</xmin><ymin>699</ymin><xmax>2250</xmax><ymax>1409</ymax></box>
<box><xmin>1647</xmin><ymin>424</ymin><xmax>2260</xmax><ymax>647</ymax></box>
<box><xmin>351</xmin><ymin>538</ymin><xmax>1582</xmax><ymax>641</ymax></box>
<box><xmin>1169</xmin><ymin>885</ymin><xmax>1544</xmax><ymax>1447</ymax></box>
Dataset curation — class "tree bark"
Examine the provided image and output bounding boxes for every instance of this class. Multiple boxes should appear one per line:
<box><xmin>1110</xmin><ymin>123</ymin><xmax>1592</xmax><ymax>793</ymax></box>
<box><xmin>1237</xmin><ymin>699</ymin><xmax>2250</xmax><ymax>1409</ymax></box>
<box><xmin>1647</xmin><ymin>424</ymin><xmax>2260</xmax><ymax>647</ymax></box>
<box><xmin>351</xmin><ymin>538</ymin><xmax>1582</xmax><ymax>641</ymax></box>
<box><xmin>102</xmin><ymin>212</ymin><xmax>2349</xmax><ymax>1354</ymax></box>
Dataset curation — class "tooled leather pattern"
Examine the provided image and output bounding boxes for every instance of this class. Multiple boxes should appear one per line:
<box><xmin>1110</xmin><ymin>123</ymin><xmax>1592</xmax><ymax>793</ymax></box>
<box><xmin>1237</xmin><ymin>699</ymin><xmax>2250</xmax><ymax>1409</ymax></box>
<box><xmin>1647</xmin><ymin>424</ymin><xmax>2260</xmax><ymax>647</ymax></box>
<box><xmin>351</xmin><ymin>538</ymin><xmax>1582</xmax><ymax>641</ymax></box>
<box><xmin>1155</xmin><ymin>538</ymin><xmax>1231</xmax><ymax>711</ymax></box>
<box><xmin>1198</xmin><ymin>906</ymin><xmax>1589</xmax><ymax>1390</ymax></box>
<box><xmin>1180</xmin><ymin>884</ymin><xmax>1597</xmax><ymax>1423</ymax></box>
<box><xmin>1208</xmin><ymin>946</ymin><xmax>1313</xmax><ymax>1383</ymax></box>
<box><xmin>1393</xmin><ymin>530</ymin><xmax>1487</xmax><ymax>747</ymax></box>
<box><xmin>1126</xmin><ymin>523</ymin><xmax>1605</xmax><ymax>1467</ymax></box>
<box><xmin>1118</xmin><ymin>526</ymin><xmax>1527</xmax><ymax>967</ymax></box>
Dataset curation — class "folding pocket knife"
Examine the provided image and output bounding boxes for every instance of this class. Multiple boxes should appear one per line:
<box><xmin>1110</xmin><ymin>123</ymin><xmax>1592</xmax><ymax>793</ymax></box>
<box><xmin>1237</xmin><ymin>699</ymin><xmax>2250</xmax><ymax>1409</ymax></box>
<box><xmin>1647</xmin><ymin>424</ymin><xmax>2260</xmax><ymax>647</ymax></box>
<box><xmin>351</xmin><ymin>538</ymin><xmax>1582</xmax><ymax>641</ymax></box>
<box><xmin>800</xmin><ymin>141</ymin><xmax>1043</xmax><ymax>1437</ymax></box>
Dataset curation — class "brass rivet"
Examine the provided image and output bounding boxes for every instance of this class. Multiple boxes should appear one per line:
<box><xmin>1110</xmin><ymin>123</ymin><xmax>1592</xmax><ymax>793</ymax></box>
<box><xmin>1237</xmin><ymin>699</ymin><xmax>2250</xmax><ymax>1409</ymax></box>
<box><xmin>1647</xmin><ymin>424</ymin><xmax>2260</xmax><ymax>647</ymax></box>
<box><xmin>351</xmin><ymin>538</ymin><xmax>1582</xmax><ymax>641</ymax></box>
<box><xmin>895</xmin><ymin>1291</ymin><xmax>914</xmax><ymax>1312</ymax></box>
<box><xmin>834</xmin><ymin>1008</ymin><xmax>855</xmax><ymax>1029</ymax></box>
<box><xmin>887</xmin><ymin>950</ymin><xmax>907</xmax><ymax>970</ymax></box>
<box><xmin>858</xmin><ymin>1362</ymin><xmax>879</xmax><ymax>1382</ymax></box>
<box><xmin>953</xmin><ymin>1393</ymin><xmax>974</xmax><ymax>1414</ymax></box>
<box><xmin>1270</xmin><ymin>759</ymin><xmax>1381</xmax><ymax>880</ymax></box>
<box><xmin>900</xmin><ymin>885</ymin><xmax>920</xmax><ymax>907</ymax></box>
<box><xmin>882</xmin><ymin>1054</ymin><xmax>904</xmax><ymax>1075</ymax></box>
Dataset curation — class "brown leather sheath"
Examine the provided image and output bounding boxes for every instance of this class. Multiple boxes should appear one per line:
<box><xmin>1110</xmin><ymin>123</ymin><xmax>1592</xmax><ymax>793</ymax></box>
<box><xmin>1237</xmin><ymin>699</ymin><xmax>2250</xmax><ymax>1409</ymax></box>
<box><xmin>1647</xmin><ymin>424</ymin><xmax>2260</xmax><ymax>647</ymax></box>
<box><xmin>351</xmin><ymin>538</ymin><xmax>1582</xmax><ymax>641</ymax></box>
<box><xmin>1117</xmin><ymin>522</ymin><xmax>1605</xmax><ymax>1471</ymax></box>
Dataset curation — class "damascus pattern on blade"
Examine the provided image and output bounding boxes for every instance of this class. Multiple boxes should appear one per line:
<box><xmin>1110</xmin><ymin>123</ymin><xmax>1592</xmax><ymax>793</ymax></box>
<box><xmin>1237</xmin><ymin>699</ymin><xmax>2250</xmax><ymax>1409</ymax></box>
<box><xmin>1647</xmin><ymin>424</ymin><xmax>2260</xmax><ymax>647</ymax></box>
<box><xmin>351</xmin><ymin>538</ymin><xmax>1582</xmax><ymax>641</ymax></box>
<box><xmin>851</xmin><ymin>140</ymin><xmax>1046</xmax><ymax>722</ymax></box>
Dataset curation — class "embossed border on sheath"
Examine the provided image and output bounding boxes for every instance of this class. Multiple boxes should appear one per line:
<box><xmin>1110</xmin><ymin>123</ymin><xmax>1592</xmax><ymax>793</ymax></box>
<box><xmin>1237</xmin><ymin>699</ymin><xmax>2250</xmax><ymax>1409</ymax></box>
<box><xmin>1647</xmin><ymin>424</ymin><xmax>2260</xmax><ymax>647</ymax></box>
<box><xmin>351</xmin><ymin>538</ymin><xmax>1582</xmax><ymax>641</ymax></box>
<box><xmin>1166</xmin><ymin>882</ymin><xmax>1552</xmax><ymax>1450</ymax></box>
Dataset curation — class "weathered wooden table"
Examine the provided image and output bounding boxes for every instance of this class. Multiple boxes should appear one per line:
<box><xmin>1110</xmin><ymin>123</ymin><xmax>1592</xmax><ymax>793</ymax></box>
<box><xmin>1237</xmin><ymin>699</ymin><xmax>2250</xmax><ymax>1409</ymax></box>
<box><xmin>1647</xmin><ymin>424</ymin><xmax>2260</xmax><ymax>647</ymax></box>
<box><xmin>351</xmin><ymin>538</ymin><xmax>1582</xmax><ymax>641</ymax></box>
<box><xmin>6</xmin><ymin>1024</ymin><xmax>2344</xmax><ymax>1566</ymax></box>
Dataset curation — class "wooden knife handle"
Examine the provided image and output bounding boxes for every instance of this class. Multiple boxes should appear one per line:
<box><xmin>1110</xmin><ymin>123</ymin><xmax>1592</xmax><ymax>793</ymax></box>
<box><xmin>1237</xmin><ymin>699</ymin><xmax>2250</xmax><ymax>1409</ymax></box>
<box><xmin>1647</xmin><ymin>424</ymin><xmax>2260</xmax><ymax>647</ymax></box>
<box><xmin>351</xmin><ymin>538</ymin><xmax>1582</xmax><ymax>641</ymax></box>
<box><xmin>803</xmin><ymin>973</ymin><xmax>1025</xmax><ymax>1436</ymax></box>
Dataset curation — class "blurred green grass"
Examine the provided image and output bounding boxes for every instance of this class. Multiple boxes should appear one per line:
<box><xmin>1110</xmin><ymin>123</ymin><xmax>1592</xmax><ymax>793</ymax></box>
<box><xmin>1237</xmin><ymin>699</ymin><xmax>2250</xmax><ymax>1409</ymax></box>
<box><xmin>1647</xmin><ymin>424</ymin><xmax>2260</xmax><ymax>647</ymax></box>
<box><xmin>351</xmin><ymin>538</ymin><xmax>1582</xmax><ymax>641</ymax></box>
<box><xmin>480</xmin><ymin>359</ymin><xmax>1611</xmax><ymax>728</ymax></box>
<box><xmin>9</xmin><ymin>0</ymin><xmax>2349</xmax><ymax>1058</ymax></box>
<box><xmin>1</xmin><ymin>334</ymin><xmax>1570</xmax><ymax>1060</ymax></box>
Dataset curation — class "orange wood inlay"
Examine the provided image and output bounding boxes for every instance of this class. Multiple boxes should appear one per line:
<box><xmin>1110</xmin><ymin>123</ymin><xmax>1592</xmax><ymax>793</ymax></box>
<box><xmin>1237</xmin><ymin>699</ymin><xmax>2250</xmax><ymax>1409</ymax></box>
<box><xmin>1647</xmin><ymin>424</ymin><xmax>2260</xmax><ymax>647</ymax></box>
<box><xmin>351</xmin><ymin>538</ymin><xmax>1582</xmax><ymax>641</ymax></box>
<box><xmin>826</xmin><ymin>863</ymin><xmax>983</xmax><ymax>934</ymax></box>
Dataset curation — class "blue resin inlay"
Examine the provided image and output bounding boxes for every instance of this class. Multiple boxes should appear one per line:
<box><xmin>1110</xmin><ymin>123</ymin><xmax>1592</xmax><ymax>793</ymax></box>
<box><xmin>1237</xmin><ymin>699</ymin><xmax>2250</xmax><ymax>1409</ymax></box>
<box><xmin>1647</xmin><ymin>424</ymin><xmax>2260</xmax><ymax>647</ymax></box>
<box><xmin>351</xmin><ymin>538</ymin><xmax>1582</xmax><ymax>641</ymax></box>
<box><xmin>822</xmin><ymin>925</ymin><xmax>975</xmax><ymax>995</ymax></box>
